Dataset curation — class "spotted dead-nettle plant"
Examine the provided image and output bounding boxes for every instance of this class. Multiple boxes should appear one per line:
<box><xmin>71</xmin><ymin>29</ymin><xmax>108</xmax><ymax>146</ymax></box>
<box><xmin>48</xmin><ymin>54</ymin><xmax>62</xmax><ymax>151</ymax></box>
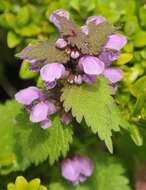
<box><xmin>15</xmin><ymin>9</ymin><xmax>130</xmax><ymax>156</ymax></box>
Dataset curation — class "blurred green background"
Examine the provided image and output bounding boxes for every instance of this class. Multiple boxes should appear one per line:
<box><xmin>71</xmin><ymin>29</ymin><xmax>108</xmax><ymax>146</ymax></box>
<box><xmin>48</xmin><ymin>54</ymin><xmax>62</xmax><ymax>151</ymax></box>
<box><xmin>0</xmin><ymin>0</ymin><xmax>146</xmax><ymax>188</ymax></box>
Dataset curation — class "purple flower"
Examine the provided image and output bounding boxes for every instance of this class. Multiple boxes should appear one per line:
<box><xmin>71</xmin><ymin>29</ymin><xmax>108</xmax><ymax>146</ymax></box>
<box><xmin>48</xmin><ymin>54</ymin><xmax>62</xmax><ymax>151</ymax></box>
<box><xmin>29</xmin><ymin>101</ymin><xmax>56</xmax><ymax>123</ymax></box>
<box><xmin>86</xmin><ymin>16</ymin><xmax>106</xmax><ymax>25</ymax></box>
<box><xmin>30</xmin><ymin>102</ymin><xmax>50</xmax><ymax>122</ymax></box>
<box><xmin>40</xmin><ymin>63</ymin><xmax>65</xmax><ymax>82</ymax></box>
<box><xmin>45</xmin><ymin>81</ymin><xmax>57</xmax><ymax>89</ymax></box>
<box><xmin>103</xmin><ymin>68</ymin><xmax>123</xmax><ymax>83</ymax></box>
<box><xmin>74</xmin><ymin>156</ymin><xmax>94</xmax><ymax>177</ymax></box>
<box><xmin>71</xmin><ymin>51</ymin><xmax>80</xmax><ymax>59</ymax></box>
<box><xmin>78</xmin><ymin>56</ymin><xmax>104</xmax><ymax>75</ymax></box>
<box><xmin>74</xmin><ymin>75</ymin><xmax>83</xmax><ymax>84</ymax></box>
<box><xmin>15</xmin><ymin>87</ymin><xmax>45</xmax><ymax>105</ymax></box>
<box><xmin>105</xmin><ymin>34</ymin><xmax>127</xmax><ymax>50</ymax></box>
<box><xmin>83</xmin><ymin>74</ymin><xmax>97</xmax><ymax>84</ymax></box>
<box><xmin>56</xmin><ymin>38</ymin><xmax>68</xmax><ymax>49</ymax></box>
<box><xmin>61</xmin><ymin>156</ymin><xmax>94</xmax><ymax>185</ymax></box>
<box><xmin>61</xmin><ymin>113</ymin><xmax>72</xmax><ymax>125</ymax></box>
<box><xmin>80</xmin><ymin>25</ymin><xmax>88</xmax><ymax>35</ymax></box>
<box><xmin>98</xmin><ymin>49</ymin><xmax>120</xmax><ymax>66</ymax></box>
<box><xmin>41</xmin><ymin>119</ymin><xmax>52</xmax><ymax>129</ymax></box>
<box><xmin>49</xmin><ymin>9</ymin><xmax>70</xmax><ymax>29</ymax></box>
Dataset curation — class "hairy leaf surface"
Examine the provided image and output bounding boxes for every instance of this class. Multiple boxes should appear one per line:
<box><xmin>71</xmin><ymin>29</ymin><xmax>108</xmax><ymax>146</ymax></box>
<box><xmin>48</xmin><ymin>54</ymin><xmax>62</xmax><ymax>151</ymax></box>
<box><xmin>16</xmin><ymin>41</ymin><xmax>70</xmax><ymax>64</ymax></box>
<box><xmin>61</xmin><ymin>76</ymin><xmax>130</xmax><ymax>152</ymax></box>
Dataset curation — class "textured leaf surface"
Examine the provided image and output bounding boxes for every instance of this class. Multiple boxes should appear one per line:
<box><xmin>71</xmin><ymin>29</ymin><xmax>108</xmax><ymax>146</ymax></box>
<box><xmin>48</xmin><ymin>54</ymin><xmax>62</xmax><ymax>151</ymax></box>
<box><xmin>48</xmin><ymin>153</ymin><xmax>131</xmax><ymax>190</ymax></box>
<box><xmin>68</xmin><ymin>31</ymin><xmax>88</xmax><ymax>54</ymax></box>
<box><xmin>61</xmin><ymin>76</ymin><xmax>130</xmax><ymax>152</ymax></box>
<box><xmin>14</xmin><ymin>112</ymin><xmax>73</xmax><ymax>169</ymax></box>
<box><xmin>87</xmin><ymin>21</ymin><xmax>116</xmax><ymax>55</ymax></box>
<box><xmin>16</xmin><ymin>41</ymin><xmax>70</xmax><ymax>64</ymax></box>
<box><xmin>0</xmin><ymin>100</ymin><xmax>73</xmax><ymax>171</ymax></box>
<box><xmin>56</xmin><ymin>15</ymin><xmax>77</xmax><ymax>36</ymax></box>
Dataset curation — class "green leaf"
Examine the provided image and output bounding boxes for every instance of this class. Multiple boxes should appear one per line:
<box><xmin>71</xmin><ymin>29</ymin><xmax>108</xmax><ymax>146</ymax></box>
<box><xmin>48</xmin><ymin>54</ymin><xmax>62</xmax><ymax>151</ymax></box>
<box><xmin>0</xmin><ymin>100</ymin><xmax>22</xmax><ymax>163</ymax></box>
<box><xmin>15</xmin><ymin>23</ymin><xmax>41</xmax><ymax>37</ymax></box>
<box><xmin>61</xmin><ymin>76</ymin><xmax>130</xmax><ymax>152</ymax></box>
<box><xmin>87</xmin><ymin>21</ymin><xmax>116</xmax><ymax>55</ymax></box>
<box><xmin>16</xmin><ymin>41</ymin><xmax>70</xmax><ymax>64</ymax></box>
<box><xmin>130</xmin><ymin>76</ymin><xmax>146</xmax><ymax>97</ymax></box>
<box><xmin>134</xmin><ymin>31</ymin><xmax>146</xmax><ymax>47</ymax></box>
<box><xmin>116</xmin><ymin>53</ymin><xmax>133</xmax><ymax>65</ymax></box>
<box><xmin>139</xmin><ymin>6</ymin><xmax>146</xmax><ymax>27</ymax></box>
<box><xmin>19</xmin><ymin>61</ymin><xmax>38</xmax><ymax>80</ymax></box>
<box><xmin>0</xmin><ymin>100</ymin><xmax>73</xmax><ymax>171</ymax></box>
<box><xmin>56</xmin><ymin>15</ymin><xmax>77</xmax><ymax>36</ymax></box>
<box><xmin>16</xmin><ymin>6</ymin><xmax>30</xmax><ymax>26</ymax></box>
<box><xmin>14</xmin><ymin>112</ymin><xmax>73</xmax><ymax>169</ymax></box>
<box><xmin>88</xmin><ymin>153</ymin><xmax>132</xmax><ymax>190</ymax></box>
<box><xmin>7</xmin><ymin>31</ymin><xmax>22</xmax><ymax>48</ymax></box>
<box><xmin>7</xmin><ymin>176</ymin><xmax>47</xmax><ymax>190</ymax></box>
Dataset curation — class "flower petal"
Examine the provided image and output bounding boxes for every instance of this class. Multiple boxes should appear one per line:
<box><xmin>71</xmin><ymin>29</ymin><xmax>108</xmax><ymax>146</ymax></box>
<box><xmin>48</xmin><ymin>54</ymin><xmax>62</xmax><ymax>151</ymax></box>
<box><xmin>41</xmin><ymin>119</ymin><xmax>52</xmax><ymax>129</ymax></box>
<box><xmin>98</xmin><ymin>49</ymin><xmax>120</xmax><ymax>66</ymax></box>
<box><xmin>105</xmin><ymin>34</ymin><xmax>127</xmax><ymax>50</ymax></box>
<box><xmin>80</xmin><ymin>25</ymin><xmax>88</xmax><ymax>35</ymax></box>
<box><xmin>86</xmin><ymin>16</ymin><xmax>106</xmax><ymax>25</ymax></box>
<box><xmin>15</xmin><ymin>87</ymin><xmax>44</xmax><ymax>105</ymax></box>
<box><xmin>30</xmin><ymin>102</ymin><xmax>49</xmax><ymax>122</ymax></box>
<box><xmin>78</xmin><ymin>56</ymin><xmax>104</xmax><ymax>75</ymax></box>
<box><xmin>61</xmin><ymin>159</ymin><xmax>79</xmax><ymax>182</ymax></box>
<box><xmin>74</xmin><ymin>156</ymin><xmax>94</xmax><ymax>177</ymax></box>
<box><xmin>103</xmin><ymin>68</ymin><xmax>123</xmax><ymax>83</ymax></box>
<box><xmin>83</xmin><ymin>74</ymin><xmax>96</xmax><ymax>84</ymax></box>
<box><xmin>40</xmin><ymin>63</ymin><xmax>65</xmax><ymax>82</ymax></box>
<box><xmin>49</xmin><ymin>9</ymin><xmax>70</xmax><ymax>29</ymax></box>
<box><xmin>61</xmin><ymin>113</ymin><xmax>72</xmax><ymax>125</ymax></box>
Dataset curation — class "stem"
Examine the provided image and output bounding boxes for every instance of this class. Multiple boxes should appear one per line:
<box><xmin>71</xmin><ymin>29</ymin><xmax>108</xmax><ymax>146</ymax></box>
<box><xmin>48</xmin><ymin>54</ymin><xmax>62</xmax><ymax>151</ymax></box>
<box><xmin>0</xmin><ymin>75</ymin><xmax>17</xmax><ymax>99</ymax></box>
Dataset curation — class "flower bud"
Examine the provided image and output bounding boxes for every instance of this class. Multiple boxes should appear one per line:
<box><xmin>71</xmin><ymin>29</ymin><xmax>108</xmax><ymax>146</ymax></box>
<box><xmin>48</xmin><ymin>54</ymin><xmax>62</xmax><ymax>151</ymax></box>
<box><xmin>56</xmin><ymin>38</ymin><xmax>68</xmax><ymax>49</ymax></box>
<box><xmin>71</xmin><ymin>50</ymin><xmax>80</xmax><ymax>59</ymax></box>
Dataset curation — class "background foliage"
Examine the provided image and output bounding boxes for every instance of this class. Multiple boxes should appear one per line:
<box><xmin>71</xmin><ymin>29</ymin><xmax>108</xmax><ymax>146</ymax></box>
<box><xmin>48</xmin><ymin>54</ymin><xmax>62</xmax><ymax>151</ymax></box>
<box><xmin>0</xmin><ymin>0</ymin><xmax>146</xmax><ymax>189</ymax></box>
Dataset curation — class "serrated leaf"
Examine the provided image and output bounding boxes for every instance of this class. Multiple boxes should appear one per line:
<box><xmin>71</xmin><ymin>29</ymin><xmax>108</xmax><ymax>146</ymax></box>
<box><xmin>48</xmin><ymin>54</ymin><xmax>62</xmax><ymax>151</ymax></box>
<box><xmin>68</xmin><ymin>31</ymin><xmax>88</xmax><ymax>54</ymax></box>
<box><xmin>14</xmin><ymin>112</ymin><xmax>73</xmax><ymax>169</ymax></box>
<box><xmin>56</xmin><ymin>15</ymin><xmax>77</xmax><ymax>36</ymax></box>
<box><xmin>61</xmin><ymin>76</ymin><xmax>130</xmax><ymax>152</ymax></box>
<box><xmin>16</xmin><ymin>41</ymin><xmax>70</xmax><ymax>64</ymax></box>
<box><xmin>87</xmin><ymin>21</ymin><xmax>116</xmax><ymax>55</ymax></box>
<box><xmin>88</xmin><ymin>153</ymin><xmax>132</xmax><ymax>190</ymax></box>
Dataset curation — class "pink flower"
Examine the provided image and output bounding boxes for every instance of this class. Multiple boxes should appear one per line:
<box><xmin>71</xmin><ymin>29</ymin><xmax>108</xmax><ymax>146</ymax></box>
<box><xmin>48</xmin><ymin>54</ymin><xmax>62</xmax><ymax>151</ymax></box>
<box><xmin>15</xmin><ymin>87</ymin><xmax>45</xmax><ymax>105</ymax></box>
<box><xmin>103</xmin><ymin>68</ymin><xmax>123</xmax><ymax>83</ymax></box>
<box><xmin>40</xmin><ymin>63</ymin><xmax>65</xmax><ymax>82</ymax></box>
<box><xmin>78</xmin><ymin>56</ymin><xmax>104</xmax><ymax>75</ymax></box>
<box><xmin>105</xmin><ymin>34</ymin><xmax>127</xmax><ymax>50</ymax></box>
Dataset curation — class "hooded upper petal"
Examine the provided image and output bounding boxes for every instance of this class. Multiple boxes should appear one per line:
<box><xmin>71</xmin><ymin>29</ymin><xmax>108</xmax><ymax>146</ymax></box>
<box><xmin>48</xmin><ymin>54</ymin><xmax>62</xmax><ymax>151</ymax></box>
<box><xmin>61</xmin><ymin>159</ymin><xmax>79</xmax><ymax>182</ymax></box>
<box><xmin>98</xmin><ymin>49</ymin><xmax>120</xmax><ymax>66</ymax></box>
<box><xmin>74</xmin><ymin>156</ymin><xmax>94</xmax><ymax>177</ymax></box>
<box><xmin>15</xmin><ymin>87</ymin><xmax>44</xmax><ymax>105</ymax></box>
<box><xmin>40</xmin><ymin>63</ymin><xmax>65</xmax><ymax>82</ymax></box>
<box><xmin>78</xmin><ymin>56</ymin><xmax>104</xmax><ymax>75</ymax></box>
<box><xmin>86</xmin><ymin>16</ymin><xmax>106</xmax><ymax>25</ymax></box>
<box><xmin>105</xmin><ymin>34</ymin><xmax>127</xmax><ymax>50</ymax></box>
<box><xmin>103</xmin><ymin>68</ymin><xmax>123</xmax><ymax>83</ymax></box>
<box><xmin>41</xmin><ymin>119</ymin><xmax>52</xmax><ymax>129</ymax></box>
<box><xmin>29</xmin><ymin>102</ymin><xmax>49</xmax><ymax>122</ymax></box>
<box><xmin>49</xmin><ymin>9</ymin><xmax>70</xmax><ymax>29</ymax></box>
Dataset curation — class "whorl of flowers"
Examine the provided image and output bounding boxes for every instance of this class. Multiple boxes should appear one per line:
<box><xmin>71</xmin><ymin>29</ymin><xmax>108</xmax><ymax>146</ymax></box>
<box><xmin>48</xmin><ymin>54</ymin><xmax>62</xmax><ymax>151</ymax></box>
<box><xmin>15</xmin><ymin>9</ymin><xmax>127</xmax><ymax>129</ymax></box>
